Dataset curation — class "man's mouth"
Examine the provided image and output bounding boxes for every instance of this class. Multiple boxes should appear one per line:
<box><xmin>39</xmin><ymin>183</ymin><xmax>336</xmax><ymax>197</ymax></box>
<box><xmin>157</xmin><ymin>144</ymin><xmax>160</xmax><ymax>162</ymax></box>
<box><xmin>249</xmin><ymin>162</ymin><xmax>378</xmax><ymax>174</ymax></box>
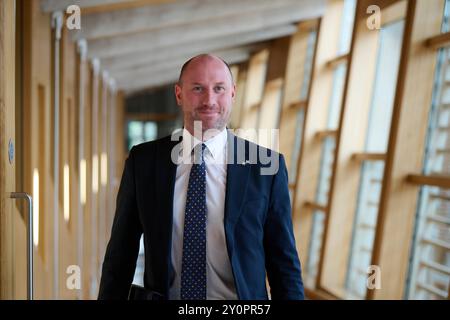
<box><xmin>197</xmin><ymin>109</ymin><xmax>219</xmax><ymax>115</ymax></box>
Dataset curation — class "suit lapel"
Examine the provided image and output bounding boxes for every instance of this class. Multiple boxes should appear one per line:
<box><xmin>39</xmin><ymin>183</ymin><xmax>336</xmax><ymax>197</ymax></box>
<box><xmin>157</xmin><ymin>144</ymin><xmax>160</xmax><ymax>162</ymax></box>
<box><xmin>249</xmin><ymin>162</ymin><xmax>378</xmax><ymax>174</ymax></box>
<box><xmin>224</xmin><ymin>133</ymin><xmax>250</xmax><ymax>243</ymax></box>
<box><xmin>154</xmin><ymin>135</ymin><xmax>179</xmax><ymax>293</ymax></box>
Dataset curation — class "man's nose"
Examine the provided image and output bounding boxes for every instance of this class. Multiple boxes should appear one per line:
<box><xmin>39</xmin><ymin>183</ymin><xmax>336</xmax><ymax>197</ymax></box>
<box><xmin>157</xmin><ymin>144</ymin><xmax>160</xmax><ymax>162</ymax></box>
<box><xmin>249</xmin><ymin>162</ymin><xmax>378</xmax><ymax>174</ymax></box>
<box><xmin>202</xmin><ymin>89</ymin><xmax>216</xmax><ymax>107</ymax></box>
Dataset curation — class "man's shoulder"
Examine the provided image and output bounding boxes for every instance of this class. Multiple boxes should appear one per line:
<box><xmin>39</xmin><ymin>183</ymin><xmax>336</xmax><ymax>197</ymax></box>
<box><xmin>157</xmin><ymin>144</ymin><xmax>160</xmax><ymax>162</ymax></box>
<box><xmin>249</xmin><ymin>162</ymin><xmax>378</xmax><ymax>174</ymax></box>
<box><xmin>230</xmin><ymin>132</ymin><xmax>282</xmax><ymax>159</ymax></box>
<box><xmin>129</xmin><ymin>134</ymin><xmax>178</xmax><ymax>157</ymax></box>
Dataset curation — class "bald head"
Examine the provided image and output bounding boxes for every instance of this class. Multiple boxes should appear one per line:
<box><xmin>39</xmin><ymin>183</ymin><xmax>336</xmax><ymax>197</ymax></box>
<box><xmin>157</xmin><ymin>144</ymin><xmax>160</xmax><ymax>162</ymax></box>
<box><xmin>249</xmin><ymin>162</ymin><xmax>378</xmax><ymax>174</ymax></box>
<box><xmin>174</xmin><ymin>53</ymin><xmax>236</xmax><ymax>136</ymax></box>
<box><xmin>178</xmin><ymin>54</ymin><xmax>234</xmax><ymax>85</ymax></box>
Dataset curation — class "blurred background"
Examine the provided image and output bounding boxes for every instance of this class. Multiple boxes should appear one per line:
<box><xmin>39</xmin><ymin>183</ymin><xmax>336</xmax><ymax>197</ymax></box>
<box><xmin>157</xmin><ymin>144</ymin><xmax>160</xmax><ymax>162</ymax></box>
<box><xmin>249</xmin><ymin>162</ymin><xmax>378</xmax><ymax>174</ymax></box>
<box><xmin>0</xmin><ymin>0</ymin><xmax>449</xmax><ymax>300</ymax></box>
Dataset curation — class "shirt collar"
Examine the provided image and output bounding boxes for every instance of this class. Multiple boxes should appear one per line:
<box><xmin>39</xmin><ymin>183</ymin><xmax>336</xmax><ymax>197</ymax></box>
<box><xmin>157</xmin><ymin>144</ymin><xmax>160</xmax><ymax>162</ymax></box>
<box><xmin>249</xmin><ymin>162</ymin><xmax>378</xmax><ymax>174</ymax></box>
<box><xmin>180</xmin><ymin>128</ymin><xmax>227</xmax><ymax>163</ymax></box>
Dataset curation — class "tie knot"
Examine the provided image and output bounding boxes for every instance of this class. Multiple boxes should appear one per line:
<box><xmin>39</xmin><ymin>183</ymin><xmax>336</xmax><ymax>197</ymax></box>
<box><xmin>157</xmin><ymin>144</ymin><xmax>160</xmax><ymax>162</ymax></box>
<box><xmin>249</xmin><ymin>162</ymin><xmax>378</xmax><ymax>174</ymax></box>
<box><xmin>193</xmin><ymin>143</ymin><xmax>207</xmax><ymax>164</ymax></box>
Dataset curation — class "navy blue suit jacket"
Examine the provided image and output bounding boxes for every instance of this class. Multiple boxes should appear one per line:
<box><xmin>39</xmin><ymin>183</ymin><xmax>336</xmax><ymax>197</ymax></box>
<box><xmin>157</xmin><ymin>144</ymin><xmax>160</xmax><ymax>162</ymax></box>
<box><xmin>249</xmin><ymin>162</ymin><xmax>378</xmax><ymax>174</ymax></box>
<box><xmin>98</xmin><ymin>132</ymin><xmax>304</xmax><ymax>299</ymax></box>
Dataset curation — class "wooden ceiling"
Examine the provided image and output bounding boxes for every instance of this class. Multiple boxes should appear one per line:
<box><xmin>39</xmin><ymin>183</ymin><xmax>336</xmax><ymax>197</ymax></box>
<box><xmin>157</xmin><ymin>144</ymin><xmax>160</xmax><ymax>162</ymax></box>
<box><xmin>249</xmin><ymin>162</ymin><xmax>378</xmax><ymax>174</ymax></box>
<box><xmin>41</xmin><ymin>0</ymin><xmax>325</xmax><ymax>94</ymax></box>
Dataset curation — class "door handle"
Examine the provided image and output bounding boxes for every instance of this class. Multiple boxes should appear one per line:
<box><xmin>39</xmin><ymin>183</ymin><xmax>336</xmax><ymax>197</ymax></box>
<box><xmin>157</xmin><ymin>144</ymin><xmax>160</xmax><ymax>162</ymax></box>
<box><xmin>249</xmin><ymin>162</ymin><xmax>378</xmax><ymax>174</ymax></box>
<box><xmin>9</xmin><ymin>192</ymin><xmax>33</xmax><ymax>300</ymax></box>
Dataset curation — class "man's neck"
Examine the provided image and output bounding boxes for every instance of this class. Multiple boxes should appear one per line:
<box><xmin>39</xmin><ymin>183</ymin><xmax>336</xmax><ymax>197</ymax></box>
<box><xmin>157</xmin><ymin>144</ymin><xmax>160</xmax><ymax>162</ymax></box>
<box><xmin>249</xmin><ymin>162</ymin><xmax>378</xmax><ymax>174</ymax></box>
<box><xmin>184</xmin><ymin>125</ymin><xmax>226</xmax><ymax>142</ymax></box>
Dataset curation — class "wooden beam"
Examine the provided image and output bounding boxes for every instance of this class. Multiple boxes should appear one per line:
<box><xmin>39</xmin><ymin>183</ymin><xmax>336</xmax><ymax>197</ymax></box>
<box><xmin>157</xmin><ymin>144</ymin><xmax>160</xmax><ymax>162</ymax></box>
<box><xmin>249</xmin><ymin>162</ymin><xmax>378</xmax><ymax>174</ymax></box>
<box><xmin>351</xmin><ymin>153</ymin><xmax>386</xmax><ymax>162</ymax></box>
<box><xmin>101</xmin><ymin>24</ymin><xmax>297</xmax><ymax>73</ymax></box>
<box><xmin>72</xmin><ymin>0</ymin><xmax>322</xmax><ymax>41</ymax></box>
<box><xmin>406</xmin><ymin>174</ymin><xmax>450</xmax><ymax>189</ymax></box>
<box><xmin>304</xmin><ymin>201</ymin><xmax>327</xmax><ymax>212</ymax></box>
<box><xmin>110</xmin><ymin>46</ymin><xmax>262</xmax><ymax>81</ymax></box>
<box><xmin>40</xmin><ymin>0</ymin><xmax>175</xmax><ymax>14</ymax></box>
<box><xmin>87</xmin><ymin>3</ymin><xmax>324</xmax><ymax>59</ymax></box>
<box><xmin>425</xmin><ymin>31</ymin><xmax>450</xmax><ymax>50</ymax></box>
<box><xmin>120</xmin><ymin>50</ymin><xmax>251</xmax><ymax>93</ymax></box>
<box><xmin>326</xmin><ymin>53</ymin><xmax>349</xmax><ymax>69</ymax></box>
<box><xmin>315</xmin><ymin>130</ymin><xmax>337</xmax><ymax>139</ymax></box>
<box><xmin>289</xmin><ymin>100</ymin><xmax>307</xmax><ymax>110</ymax></box>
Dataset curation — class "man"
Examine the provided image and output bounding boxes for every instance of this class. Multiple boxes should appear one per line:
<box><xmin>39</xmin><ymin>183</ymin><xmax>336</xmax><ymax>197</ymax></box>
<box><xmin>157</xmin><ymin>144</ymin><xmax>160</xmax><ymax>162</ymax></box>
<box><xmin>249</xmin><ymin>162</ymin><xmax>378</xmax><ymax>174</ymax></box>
<box><xmin>98</xmin><ymin>54</ymin><xmax>304</xmax><ymax>300</ymax></box>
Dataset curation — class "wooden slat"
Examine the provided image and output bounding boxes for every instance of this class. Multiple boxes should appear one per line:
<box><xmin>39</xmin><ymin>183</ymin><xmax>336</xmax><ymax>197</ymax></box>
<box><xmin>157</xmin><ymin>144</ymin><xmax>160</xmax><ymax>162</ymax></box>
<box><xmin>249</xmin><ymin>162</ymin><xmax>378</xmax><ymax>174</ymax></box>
<box><xmin>289</xmin><ymin>100</ymin><xmax>307</xmax><ymax>110</ymax></box>
<box><xmin>326</xmin><ymin>53</ymin><xmax>349</xmax><ymax>68</ymax></box>
<box><xmin>429</xmin><ymin>193</ymin><xmax>450</xmax><ymax>201</ymax></box>
<box><xmin>351</xmin><ymin>152</ymin><xmax>386</xmax><ymax>162</ymax></box>
<box><xmin>436</xmin><ymin>148</ymin><xmax>450</xmax><ymax>154</ymax></box>
<box><xmin>426</xmin><ymin>214</ymin><xmax>450</xmax><ymax>225</ymax></box>
<box><xmin>304</xmin><ymin>201</ymin><xmax>327</xmax><ymax>212</ymax></box>
<box><xmin>407</xmin><ymin>174</ymin><xmax>450</xmax><ymax>189</ymax></box>
<box><xmin>359</xmin><ymin>222</ymin><xmax>376</xmax><ymax>229</ymax></box>
<box><xmin>420</xmin><ymin>259</ymin><xmax>450</xmax><ymax>275</ymax></box>
<box><xmin>425</xmin><ymin>31</ymin><xmax>450</xmax><ymax>50</ymax></box>
<box><xmin>416</xmin><ymin>281</ymin><xmax>448</xmax><ymax>298</ymax></box>
<box><xmin>315</xmin><ymin>129</ymin><xmax>337</xmax><ymax>139</ymax></box>
<box><xmin>422</xmin><ymin>237</ymin><xmax>450</xmax><ymax>250</ymax></box>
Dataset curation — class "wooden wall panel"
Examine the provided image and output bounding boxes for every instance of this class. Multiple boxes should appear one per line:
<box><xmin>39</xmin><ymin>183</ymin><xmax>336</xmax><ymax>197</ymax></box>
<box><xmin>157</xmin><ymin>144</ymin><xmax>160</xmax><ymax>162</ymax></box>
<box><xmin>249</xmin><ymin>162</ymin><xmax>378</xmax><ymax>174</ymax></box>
<box><xmin>21</xmin><ymin>0</ymin><xmax>53</xmax><ymax>299</ymax></box>
<box><xmin>319</xmin><ymin>0</ymin><xmax>381</xmax><ymax>296</ymax></box>
<box><xmin>293</xmin><ymin>0</ymin><xmax>344</xmax><ymax>278</ymax></box>
<box><xmin>59</xmin><ymin>22</ymin><xmax>79</xmax><ymax>299</ymax></box>
<box><xmin>371</xmin><ymin>0</ymin><xmax>445</xmax><ymax>299</ymax></box>
<box><xmin>0</xmin><ymin>0</ymin><xmax>16</xmax><ymax>300</ymax></box>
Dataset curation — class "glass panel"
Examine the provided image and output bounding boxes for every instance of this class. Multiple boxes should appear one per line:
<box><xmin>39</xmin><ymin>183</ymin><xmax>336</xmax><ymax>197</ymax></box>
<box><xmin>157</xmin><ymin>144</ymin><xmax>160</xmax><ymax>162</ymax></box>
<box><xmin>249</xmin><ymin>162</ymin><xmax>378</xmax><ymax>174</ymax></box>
<box><xmin>128</xmin><ymin>121</ymin><xmax>144</xmax><ymax>150</ymax></box>
<box><xmin>300</xmin><ymin>30</ymin><xmax>318</xmax><ymax>101</ymax></box>
<box><xmin>327</xmin><ymin>64</ymin><xmax>347</xmax><ymax>130</ymax></box>
<box><xmin>346</xmin><ymin>161</ymin><xmax>384</xmax><ymax>298</ymax></box>
<box><xmin>290</xmin><ymin>28</ymin><xmax>318</xmax><ymax>184</ymax></box>
<box><xmin>365</xmin><ymin>20</ymin><xmax>405</xmax><ymax>153</ymax></box>
<box><xmin>304</xmin><ymin>0</ymin><xmax>356</xmax><ymax>286</ymax></box>
<box><xmin>144</xmin><ymin>122</ymin><xmax>157</xmax><ymax>142</ymax></box>
<box><xmin>306</xmin><ymin>137</ymin><xmax>336</xmax><ymax>280</ymax></box>
<box><xmin>424</xmin><ymin>47</ymin><xmax>450</xmax><ymax>176</ymax></box>
<box><xmin>289</xmin><ymin>109</ymin><xmax>305</xmax><ymax>185</ymax></box>
<box><xmin>316</xmin><ymin>137</ymin><xmax>336</xmax><ymax>206</ymax></box>
<box><xmin>345</xmin><ymin>19</ymin><xmax>405</xmax><ymax>298</ymax></box>
<box><xmin>407</xmin><ymin>186</ymin><xmax>450</xmax><ymax>299</ymax></box>
<box><xmin>307</xmin><ymin>209</ymin><xmax>326</xmax><ymax>281</ymax></box>
<box><xmin>407</xmin><ymin>8</ymin><xmax>450</xmax><ymax>297</ymax></box>
<box><xmin>338</xmin><ymin>0</ymin><xmax>357</xmax><ymax>55</ymax></box>
<box><xmin>442</xmin><ymin>0</ymin><xmax>450</xmax><ymax>33</ymax></box>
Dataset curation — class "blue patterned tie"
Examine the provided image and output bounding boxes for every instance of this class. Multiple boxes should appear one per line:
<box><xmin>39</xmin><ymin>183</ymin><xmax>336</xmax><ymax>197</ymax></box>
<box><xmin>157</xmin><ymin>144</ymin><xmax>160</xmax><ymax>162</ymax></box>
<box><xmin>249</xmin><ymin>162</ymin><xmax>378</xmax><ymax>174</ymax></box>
<box><xmin>181</xmin><ymin>143</ymin><xmax>207</xmax><ymax>300</ymax></box>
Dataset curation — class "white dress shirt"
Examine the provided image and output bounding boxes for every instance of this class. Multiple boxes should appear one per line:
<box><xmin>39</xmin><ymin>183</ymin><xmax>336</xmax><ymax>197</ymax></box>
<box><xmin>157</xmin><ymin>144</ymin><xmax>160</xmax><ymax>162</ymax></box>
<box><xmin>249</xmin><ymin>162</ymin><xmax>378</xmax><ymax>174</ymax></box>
<box><xmin>169</xmin><ymin>128</ymin><xmax>238</xmax><ymax>300</ymax></box>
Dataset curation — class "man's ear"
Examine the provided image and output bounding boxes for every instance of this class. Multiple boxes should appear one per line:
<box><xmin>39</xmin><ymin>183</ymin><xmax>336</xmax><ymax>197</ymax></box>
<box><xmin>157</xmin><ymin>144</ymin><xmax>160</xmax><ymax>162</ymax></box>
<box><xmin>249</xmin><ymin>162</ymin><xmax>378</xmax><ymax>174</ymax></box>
<box><xmin>231</xmin><ymin>83</ymin><xmax>236</xmax><ymax>101</ymax></box>
<box><xmin>175</xmin><ymin>83</ymin><xmax>182</xmax><ymax>106</ymax></box>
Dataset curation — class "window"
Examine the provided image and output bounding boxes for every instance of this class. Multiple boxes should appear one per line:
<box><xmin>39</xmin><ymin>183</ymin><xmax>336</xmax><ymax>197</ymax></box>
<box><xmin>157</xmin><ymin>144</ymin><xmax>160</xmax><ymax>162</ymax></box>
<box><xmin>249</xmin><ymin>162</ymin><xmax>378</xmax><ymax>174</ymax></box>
<box><xmin>127</xmin><ymin>121</ymin><xmax>157</xmax><ymax>150</ymax></box>
<box><xmin>289</xmin><ymin>29</ymin><xmax>318</xmax><ymax>185</ymax></box>
<box><xmin>303</xmin><ymin>0</ymin><xmax>356</xmax><ymax>285</ymax></box>
<box><xmin>346</xmin><ymin>19</ymin><xmax>405</xmax><ymax>299</ymax></box>
<box><xmin>407</xmin><ymin>4</ymin><xmax>450</xmax><ymax>298</ymax></box>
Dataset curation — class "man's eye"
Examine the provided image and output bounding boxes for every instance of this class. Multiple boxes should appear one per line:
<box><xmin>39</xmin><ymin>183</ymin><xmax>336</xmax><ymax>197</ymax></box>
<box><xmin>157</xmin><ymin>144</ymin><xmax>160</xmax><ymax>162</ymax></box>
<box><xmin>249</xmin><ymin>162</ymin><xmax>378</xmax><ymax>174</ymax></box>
<box><xmin>193</xmin><ymin>86</ymin><xmax>203</xmax><ymax>92</ymax></box>
<box><xmin>215</xmin><ymin>86</ymin><xmax>225</xmax><ymax>92</ymax></box>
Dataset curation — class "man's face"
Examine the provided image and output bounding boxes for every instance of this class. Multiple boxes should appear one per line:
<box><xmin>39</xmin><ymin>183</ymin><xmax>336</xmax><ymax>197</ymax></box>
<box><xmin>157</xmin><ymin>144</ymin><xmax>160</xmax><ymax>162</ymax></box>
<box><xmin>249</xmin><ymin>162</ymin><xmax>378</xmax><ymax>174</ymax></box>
<box><xmin>175</xmin><ymin>56</ymin><xmax>236</xmax><ymax>136</ymax></box>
